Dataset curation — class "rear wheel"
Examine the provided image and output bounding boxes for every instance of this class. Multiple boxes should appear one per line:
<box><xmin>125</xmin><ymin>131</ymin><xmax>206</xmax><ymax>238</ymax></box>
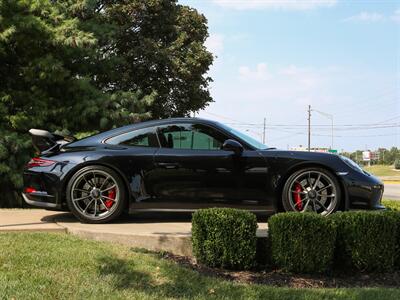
<box><xmin>282</xmin><ymin>167</ymin><xmax>341</xmax><ymax>216</ymax></box>
<box><xmin>66</xmin><ymin>165</ymin><xmax>127</xmax><ymax>223</ymax></box>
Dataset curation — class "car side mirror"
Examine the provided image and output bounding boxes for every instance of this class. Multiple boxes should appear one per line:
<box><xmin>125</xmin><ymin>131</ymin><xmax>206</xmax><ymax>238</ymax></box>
<box><xmin>222</xmin><ymin>139</ymin><xmax>243</xmax><ymax>156</ymax></box>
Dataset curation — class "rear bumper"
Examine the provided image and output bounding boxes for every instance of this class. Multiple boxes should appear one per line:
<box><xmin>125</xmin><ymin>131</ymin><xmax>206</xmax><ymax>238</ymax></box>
<box><xmin>22</xmin><ymin>193</ymin><xmax>58</xmax><ymax>208</ymax></box>
<box><xmin>22</xmin><ymin>166</ymin><xmax>69</xmax><ymax>210</ymax></box>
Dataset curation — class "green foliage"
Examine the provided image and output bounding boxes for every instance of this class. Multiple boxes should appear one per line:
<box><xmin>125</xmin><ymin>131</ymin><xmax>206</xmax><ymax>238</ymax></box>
<box><xmin>343</xmin><ymin>147</ymin><xmax>400</xmax><ymax>166</ymax></box>
<box><xmin>383</xmin><ymin>199</ymin><xmax>400</xmax><ymax>212</ymax></box>
<box><xmin>66</xmin><ymin>0</ymin><xmax>213</xmax><ymax>118</ymax></box>
<box><xmin>191</xmin><ymin>208</ymin><xmax>258</xmax><ymax>270</ymax></box>
<box><xmin>395</xmin><ymin>159</ymin><xmax>400</xmax><ymax>170</ymax></box>
<box><xmin>331</xmin><ymin>211</ymin><xmax>397</xmax><ymax>272</ymax></box>
<box><xmin>269</xmin><ymin>212</ymin><xmax>337</xmax><ymax>273</ymax></box>
<box><xmin>0</xmin><ymin>0</ymin><xmax>213</xmax><ymax>207</ymax></box>
<box><xmin>383</xmin><ymin>211</ymin><xmax>400</xmax><ymax>269</ymax></box>
<box><xmin>2</xmin><ymin>233</ymin><xmax>400</xmax><ymax>299</ymax></box>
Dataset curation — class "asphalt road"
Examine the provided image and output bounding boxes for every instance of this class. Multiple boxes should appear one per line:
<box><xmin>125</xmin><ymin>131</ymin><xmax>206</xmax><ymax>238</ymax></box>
<box><xmin>384</xmin><ymin>184</ymin><xmax>400</xmax><ymax>200</ymax></box>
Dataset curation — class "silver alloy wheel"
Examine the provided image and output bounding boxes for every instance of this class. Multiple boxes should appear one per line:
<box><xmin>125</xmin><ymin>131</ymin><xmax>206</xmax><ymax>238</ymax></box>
<box><xmin>70</xmin><ymin>169</ymin><xmax>120</xmax><ymax>220</ymax></box>
<box><xmin>287</xmin><ymin>170</ymin><xmax>337</xmax><ymax>216</ymax></box>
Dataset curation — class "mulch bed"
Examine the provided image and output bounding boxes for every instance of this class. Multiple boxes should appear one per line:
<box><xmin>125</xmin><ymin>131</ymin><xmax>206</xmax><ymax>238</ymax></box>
<box><xmin>161</xmin><ymin>252</ymin><xmax>400</xmax><ymax>288</ymax></box>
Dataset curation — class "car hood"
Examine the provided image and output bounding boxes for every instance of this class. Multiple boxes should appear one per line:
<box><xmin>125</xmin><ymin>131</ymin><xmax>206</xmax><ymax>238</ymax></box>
<box><xmin>258</xmin><ymin>149</ymin><xmax>337</xmax><ymax>159</ymax></box>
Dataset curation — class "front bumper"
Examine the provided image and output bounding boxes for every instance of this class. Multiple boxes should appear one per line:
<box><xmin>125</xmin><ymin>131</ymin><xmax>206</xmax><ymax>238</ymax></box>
<box><xmin>344</xmin><ymin>172</ymin><xmax>385</xmax><ymax>210</ymax></box>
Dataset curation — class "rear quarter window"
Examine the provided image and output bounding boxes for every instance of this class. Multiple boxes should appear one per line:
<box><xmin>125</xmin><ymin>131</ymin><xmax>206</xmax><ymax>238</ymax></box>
<box><xmin>105</xmin><ymin>127</ymin><xmax>159</xmax><ymax>147</ymax></box>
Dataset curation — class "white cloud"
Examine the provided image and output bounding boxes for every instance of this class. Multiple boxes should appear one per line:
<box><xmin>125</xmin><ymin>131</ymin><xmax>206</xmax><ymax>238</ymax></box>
<box><xmin>239</xmin><ymin>63</ymin><xmax>322</xmax><ymax>89</ymax></box>
<box><xmin>279</xmin><ymin>65</ymin><xmax>320</xmax><ymax>90</ymax></box>
<box><xmin>213</xmin><ymin>0</ymin><xmax>337</xmax><ymax>11</ymax></box>
<box><xmin>279</xmin><ymin>65</ymin><xmax>306</xmax><ymax>76</ymax></box>
<box><xmin>205</xmin><ymin>33</ymin><xmax>224</xmax><ymax>56</ymax></box>
<box><xmin>343</xmin><ymin>11</ymin><xmax>385</xmax><ymax>23</ymax></box>
<box><xmin>236</xmin><ymin>63</ymin><xmax>329</xmax><ymax>107</ymax></box>
<box><xmin>390</xmin><ymin>9</ymin><xmax>400</xmax><ymax>23</ymax></box>
<box><xmin>239</xmin><ymin>63</ymin><xmax>271</xmax><ymax>81</ymax></box>
<box><xmin>342</xmin><ymin>9</ymin><xmax>400</xmax><ymax>24</ymax></box>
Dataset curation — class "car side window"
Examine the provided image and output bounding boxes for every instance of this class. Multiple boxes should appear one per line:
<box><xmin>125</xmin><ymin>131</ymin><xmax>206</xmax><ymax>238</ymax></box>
<box><xmin>157</xmin><ymin>123</ymin><xmax>226</xmax><ymax>150</ymax></box>
<box><xmin>105</xmin><ymin>127</ymin><xmax>159</xmax><ymax>147</ymax></box>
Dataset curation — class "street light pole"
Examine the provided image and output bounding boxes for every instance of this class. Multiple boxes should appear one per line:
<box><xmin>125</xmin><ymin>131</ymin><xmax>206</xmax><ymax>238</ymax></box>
<box><xmin>308</xmin><ymin>105</ymin><xmax>311</xmax><ymax>151</ymax></box>
<box><xmin>263</xmin><ymin>117</ymin><xmax>266</xmax><ymax>144</ymax></box>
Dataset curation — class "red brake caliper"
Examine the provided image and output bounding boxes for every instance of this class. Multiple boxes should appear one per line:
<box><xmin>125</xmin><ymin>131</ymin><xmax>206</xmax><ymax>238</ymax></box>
<box><xmin>104</xmin><ymin>188</ymin><xmax>116</xmax><ymax>209</ymax></box>
<box><xmin>293</xmin><ymin>183</ymin><xmax>303</xmax><ymax>211</ymax></box>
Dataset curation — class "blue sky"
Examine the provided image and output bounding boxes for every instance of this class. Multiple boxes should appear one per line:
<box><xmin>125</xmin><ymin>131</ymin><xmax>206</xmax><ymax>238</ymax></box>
<box><xmin>179</xmin><ymin>0</ymin><xmax>399</xmax><ymax>151</ymax></box>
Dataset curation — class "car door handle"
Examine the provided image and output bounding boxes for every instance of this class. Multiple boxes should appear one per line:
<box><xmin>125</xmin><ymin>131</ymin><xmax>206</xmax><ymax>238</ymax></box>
<box><xmin>157</xmin><ymin>162</ymin><xmax>180</xmax><ymax>169</ymax></box>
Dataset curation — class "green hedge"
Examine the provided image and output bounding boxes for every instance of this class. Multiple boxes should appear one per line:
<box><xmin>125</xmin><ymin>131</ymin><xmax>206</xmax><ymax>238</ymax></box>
<box><xmin>384</xmin><ymin>211</ymin><xmax>400</xmax><ymax>269</ymax></box>
<box><xmin>331</xmin><ymin>211</ymin><xmax>397</xmax><ymax>272</ymax></box>
<box><xmin>269</xmin><ymin>212</ymin><xmax>337</xmax><ymax>273</ymax></box>
<box><xmin>191</xmin><ymin>208</ymin><xmax>257</xmax><ymax>270</ymax></box>
<box><xmin>192</xmin><ymin>209</ymin><xmax>399</xmax><ymax>273</ymax></box>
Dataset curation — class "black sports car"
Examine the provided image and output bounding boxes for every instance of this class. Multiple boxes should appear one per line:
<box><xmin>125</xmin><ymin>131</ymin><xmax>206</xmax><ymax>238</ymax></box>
<box><xmin>23</xmin><ymin>118</ymin><xmax>384</xmax><ymax>223</ymax></box>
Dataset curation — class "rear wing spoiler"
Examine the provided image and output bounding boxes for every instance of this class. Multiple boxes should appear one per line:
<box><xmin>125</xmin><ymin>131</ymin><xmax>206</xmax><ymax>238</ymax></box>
<box><xmin>29</xmin><ymin>129</ymin><xmax>76</xmax><ymax>153</ymax></box>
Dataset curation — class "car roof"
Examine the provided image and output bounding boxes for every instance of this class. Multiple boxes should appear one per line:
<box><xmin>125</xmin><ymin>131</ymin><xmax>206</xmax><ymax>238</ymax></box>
<box><xmin>67</xmin><ymin>117</ymin><xmax>222</xmax><ymax>147</ymax></box>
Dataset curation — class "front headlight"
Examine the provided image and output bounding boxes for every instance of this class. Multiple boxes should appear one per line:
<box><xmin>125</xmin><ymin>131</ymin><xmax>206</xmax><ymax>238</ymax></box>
<box><xmin>340</xmin><ymin>156</ymin><xmax>364</xmax><ymax>173</ymax></box>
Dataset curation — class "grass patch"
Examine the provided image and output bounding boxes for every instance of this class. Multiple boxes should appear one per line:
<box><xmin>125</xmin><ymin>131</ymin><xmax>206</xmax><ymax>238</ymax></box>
<box><xmin>0</xmin><ymin>233</ymin><xmax>399</xmax><ymax>299</ymax></box>
<box><xmin>364</xmin><ymin>165</ymin><xmax>400</xmax><ymax>177</ymax></box>
<box><xmin>383</xmin><ymin>181</ymin><xmax>400</xmax><ymax>184</ymax></box>
<box><xmin>383</xmin><ymin>199</ymin><xmax>400</xmax><ymax>211</ymax></box>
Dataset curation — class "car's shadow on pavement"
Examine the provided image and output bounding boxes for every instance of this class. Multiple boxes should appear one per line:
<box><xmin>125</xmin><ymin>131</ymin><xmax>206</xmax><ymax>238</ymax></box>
<box><xmin>42</xmin><ymin>211</ymin><xmax>269</xmax><ymax>224</ymax></box>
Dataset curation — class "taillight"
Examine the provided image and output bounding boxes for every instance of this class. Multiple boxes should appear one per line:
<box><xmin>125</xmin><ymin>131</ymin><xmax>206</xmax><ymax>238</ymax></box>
<box><xmin>24</xmin><ymin>187</ymin><xmax>37</xmax><ymax>194</ymax></box>
<box><xmin>27</xmin><ymin>157</ymin><xmax>56</xmax><ymax>168</ymax></box>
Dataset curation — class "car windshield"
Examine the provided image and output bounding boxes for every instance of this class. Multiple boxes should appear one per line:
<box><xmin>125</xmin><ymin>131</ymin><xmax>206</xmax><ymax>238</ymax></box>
<box><xmin>218</xmin><ymin>123</ymin><xmax>269</xmax><ymax>150</ymax></box>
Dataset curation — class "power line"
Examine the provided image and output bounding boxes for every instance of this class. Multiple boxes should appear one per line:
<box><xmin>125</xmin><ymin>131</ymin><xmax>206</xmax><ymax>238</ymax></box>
<box><xmin>204</xmin><ymin>110</ymin><xmax>400</xmax><ymax>128</ymax></box>
<box><xmin>223</xmin><ymin>123</ymin><xmax>400</xmax><ymax>130</ymax></box>
<box><xmin>200</xmin><ymin>111</ymin><xmax>399</xmax><ymax>132</ymax></box>
<box><xmin>267</xmin><ymin>129</ymin><xmax>399</xmax><ymax>140</ymax></box>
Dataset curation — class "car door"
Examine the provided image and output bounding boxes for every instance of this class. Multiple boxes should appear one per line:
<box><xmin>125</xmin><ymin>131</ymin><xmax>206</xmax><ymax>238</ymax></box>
<box><xmin>103</xmin><ymin>126</ymin><xmax>160</xmax><ymax>206</ymax></box>
<box><xmin>145</xmin><ymin>122</ymin><xmax>271</xmax><ymax>211</ymax></box>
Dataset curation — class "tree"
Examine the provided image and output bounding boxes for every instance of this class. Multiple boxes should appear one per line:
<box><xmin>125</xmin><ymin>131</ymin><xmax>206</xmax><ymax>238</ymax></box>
<box><xmin>67</xmin><ymin>0</ymin><xmax>213</xmax><ymax>119</ymax></box>
<box><xmin>0</xmin><ymin>0</ymin><xmax>213</xmax><ymax>207</ymax></box>
<box><xmin>0</xmin><ymin>0</ymin><xmax>93</xmax><ymax>206</ymax></box>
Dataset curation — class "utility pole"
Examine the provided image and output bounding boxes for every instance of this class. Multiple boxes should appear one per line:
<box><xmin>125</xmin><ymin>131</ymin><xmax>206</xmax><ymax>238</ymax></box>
<box><xmin>308</xmin><ymin>105</ymin><xmax>311</xmax><ymax>152</ymax></box>
<box><xmin>262</xmin><ymin>117</ymin><xmax>266</xmax><ymax>144</ymax></box>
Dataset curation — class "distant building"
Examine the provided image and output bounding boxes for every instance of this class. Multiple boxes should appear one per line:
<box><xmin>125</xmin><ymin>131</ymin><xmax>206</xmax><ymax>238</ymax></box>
<box><xmin>289</xmin><ymin>145</ymin><xmax>337</xmax><ymax>153</ymax></box>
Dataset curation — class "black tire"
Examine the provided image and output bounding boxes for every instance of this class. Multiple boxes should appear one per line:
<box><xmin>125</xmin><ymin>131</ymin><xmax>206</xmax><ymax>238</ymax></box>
<box><xmin>66</xmin><ymin>165</ymin><xmax>127</xmax><ymax>223</ymax></box>
<box><xmin>282</xmin><ymin>167</ymin><xmax>341</xmax><ymax>216</ymax></box>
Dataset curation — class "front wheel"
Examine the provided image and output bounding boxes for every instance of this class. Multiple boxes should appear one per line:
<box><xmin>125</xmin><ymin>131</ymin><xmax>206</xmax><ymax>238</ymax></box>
<box><xmin>282</xmin><ymin>167</ymin><xmax>341</xmax><ymax>216</ymax></box>
<box><xmin>66</xmin><ymin>165</ymin><xmax>127</xmax><ymax>223</ymax></box>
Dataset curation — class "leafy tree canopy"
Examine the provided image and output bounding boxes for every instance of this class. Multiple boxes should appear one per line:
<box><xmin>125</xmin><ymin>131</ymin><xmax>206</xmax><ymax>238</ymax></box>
<box><xmin>0</xmin><ymin>0</ymin><xmax>213</xmax><ymax>207</ymax></box>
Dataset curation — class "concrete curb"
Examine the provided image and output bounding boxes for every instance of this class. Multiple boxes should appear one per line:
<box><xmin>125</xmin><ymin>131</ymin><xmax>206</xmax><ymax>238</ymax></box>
<box><xmin>64</xmin><ymin>226</ymin><xmax>194</xmax><ymax>256</ymax></box>
<box><xmin>0</xmin><ymin>209</ymin><xmax>268</xmax><ymax>257</ymax></box>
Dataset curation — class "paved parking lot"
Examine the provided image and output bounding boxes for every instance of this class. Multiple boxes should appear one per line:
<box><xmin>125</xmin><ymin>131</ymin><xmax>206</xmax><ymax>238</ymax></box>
<box><xmin>0</xmin><ymin>209</ymin><xmax>65</xmax><ymax>232</ymax></box>
<box><xmin>384</xmin><ymin>184</ymin><xmax>400</xmax><ymax>200</ymax></box>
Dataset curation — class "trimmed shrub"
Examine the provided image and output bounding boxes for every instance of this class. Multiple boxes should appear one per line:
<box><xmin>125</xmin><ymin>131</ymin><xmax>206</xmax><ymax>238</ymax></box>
<box><xmin>384</xmin><ymin>211</ymin><xmax>400</xmax><ymax>269</ymax></box>
<box><xmin>332</xmin><ymin>211</ymin><xmax>397</xmax><ymax>272</ymax></box>
<box><xmin>192</xmin><ymin>208</ymin><xmax>257</xmax><ymax>270</ymax></box>
<box><xmin>269</xmin><ymin>212</ymin><xmax>337</xmax><ymax>273</ymax></box>
<box><xmin>394</xmin><ymin>159</ymin><xmax>400</xmax><ymax>170</ymax></box>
